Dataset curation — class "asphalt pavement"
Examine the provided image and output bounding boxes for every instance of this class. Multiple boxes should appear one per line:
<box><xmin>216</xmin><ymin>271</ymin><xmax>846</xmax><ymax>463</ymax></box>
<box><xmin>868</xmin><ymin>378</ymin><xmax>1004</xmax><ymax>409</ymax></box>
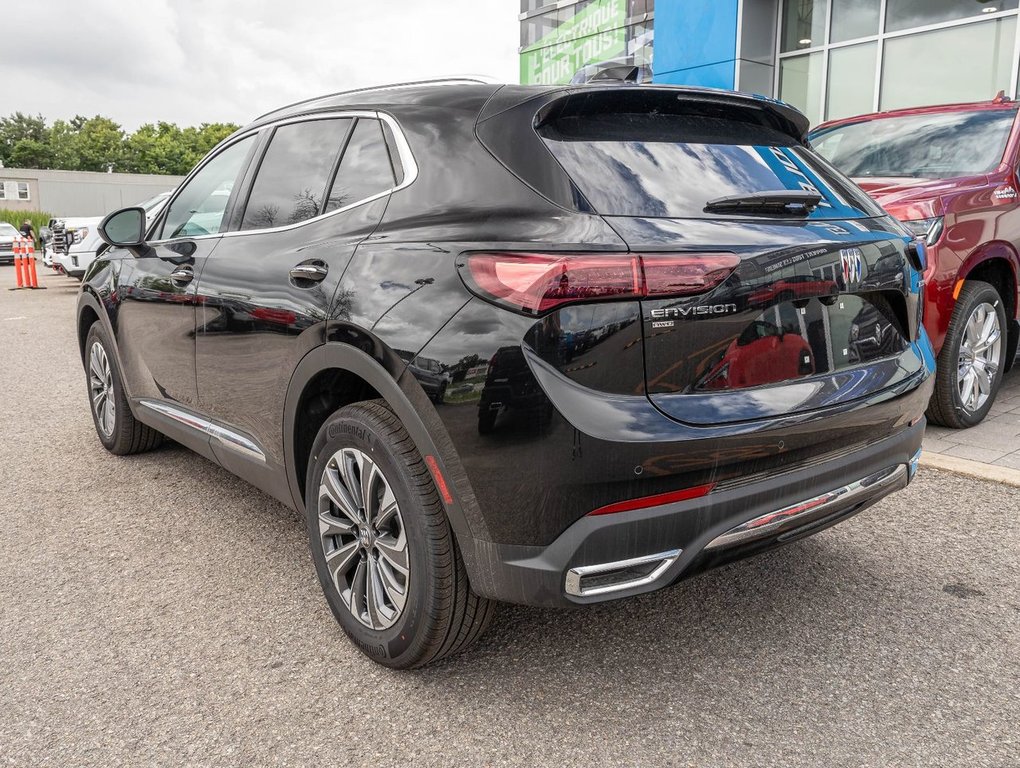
<box><xmin>1</xmin><ymin>267</ymin><xmax>1018</xmax><ymax>767</ymax></box>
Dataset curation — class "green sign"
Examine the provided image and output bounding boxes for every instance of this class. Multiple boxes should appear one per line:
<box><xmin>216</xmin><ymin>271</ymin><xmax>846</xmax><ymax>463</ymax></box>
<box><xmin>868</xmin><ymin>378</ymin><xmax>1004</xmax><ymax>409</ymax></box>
<box><xmin>521</xmin><ymin>0</ymin><xmax>627</xmax><ymax>85</ymax></box>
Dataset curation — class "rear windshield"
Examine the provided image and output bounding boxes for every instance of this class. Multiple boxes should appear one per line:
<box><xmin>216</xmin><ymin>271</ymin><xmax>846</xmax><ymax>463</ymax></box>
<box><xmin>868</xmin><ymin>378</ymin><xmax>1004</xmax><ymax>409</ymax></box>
<box><xmin>811</xmin><ymin>108</ymin><xmax>1018</xmax><ymax>179</ymax></box>
<box><xmin>539</xmin><ymin>112</ymin><xmax>883</xmax><ymax>220</ymax></box>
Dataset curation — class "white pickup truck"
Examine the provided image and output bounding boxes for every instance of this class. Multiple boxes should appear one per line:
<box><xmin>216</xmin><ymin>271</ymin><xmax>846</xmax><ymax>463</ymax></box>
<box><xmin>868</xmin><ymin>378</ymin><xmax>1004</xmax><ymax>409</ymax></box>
<box><xmin>44</xmin><ymin>191</ymin><xmax>172</xmax><ymax>278</ymax></box>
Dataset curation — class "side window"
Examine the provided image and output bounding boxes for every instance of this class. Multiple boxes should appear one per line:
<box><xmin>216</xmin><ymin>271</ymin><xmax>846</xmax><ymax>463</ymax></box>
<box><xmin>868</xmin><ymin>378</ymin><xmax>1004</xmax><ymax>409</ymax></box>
<box><xmin>160</xmin><ymin>136</ymin><xmax>254</xmax><ymax>240</ymax></box>
<box><xmin>325</xmin><ymin>118</ymin><xmax>398</xmax><ymax>213</ymax></box>
<box><xmin>239</xmin><ymin>118</ymin><xmax>352</xmax><ymax>231</ymax></box>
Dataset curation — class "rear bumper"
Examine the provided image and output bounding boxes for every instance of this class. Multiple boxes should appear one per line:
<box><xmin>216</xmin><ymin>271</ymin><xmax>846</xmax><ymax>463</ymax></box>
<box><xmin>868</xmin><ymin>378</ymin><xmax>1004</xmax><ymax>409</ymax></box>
<box><xmin>464</xmin><ymin>419</ymin><xmax>924</xmax><ymax>607</ymax></box>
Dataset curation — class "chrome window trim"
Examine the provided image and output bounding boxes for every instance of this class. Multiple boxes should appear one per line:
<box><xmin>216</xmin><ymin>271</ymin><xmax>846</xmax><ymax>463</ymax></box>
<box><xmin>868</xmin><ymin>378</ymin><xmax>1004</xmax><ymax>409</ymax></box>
<box><xmin>147</xmin><ymin>110</ymin><xmax>418</xmax><ymax>246</ymax></box>
<box><xmin>138</xmin><ymin>399</ymin><xmax>266</xmax><ymax>463</ymax></box>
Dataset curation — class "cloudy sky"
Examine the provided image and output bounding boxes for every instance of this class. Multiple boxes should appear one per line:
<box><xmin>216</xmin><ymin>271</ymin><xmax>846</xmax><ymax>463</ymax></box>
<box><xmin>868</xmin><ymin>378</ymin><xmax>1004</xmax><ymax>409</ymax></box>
<box><xmin>2</xmin><ymin>0</ymin><xmax>520</xmax><ymax>130</ymax></box>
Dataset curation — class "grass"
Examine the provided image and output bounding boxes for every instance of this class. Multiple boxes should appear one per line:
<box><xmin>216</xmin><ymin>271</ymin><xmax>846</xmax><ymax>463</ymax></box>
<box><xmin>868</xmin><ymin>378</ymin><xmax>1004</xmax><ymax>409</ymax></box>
<box><xmin>0</xmin><ymin>209</ymin><xmax>53</xmax><ymax>248</ymax></box>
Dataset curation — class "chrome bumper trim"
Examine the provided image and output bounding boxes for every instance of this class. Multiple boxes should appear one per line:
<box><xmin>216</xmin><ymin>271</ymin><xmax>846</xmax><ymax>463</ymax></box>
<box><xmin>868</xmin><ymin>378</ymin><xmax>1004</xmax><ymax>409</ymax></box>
<box><xmin>704</xmin><ymin>463</ymin><xmax>908</xmax><ymax>552</ymax></box>
<box><xmin>565</xmin><ymin>548</ymin><xmax>682</xmax><ymax>598</ymax></box>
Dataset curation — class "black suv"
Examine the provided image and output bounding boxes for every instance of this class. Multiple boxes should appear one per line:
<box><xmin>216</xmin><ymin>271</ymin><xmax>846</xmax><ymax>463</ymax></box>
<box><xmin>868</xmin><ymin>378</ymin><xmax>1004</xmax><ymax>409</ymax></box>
<box><xmin>80</xmin><ymin>79</ymin><xmax>935</xmax><ymax>668</ymax></box>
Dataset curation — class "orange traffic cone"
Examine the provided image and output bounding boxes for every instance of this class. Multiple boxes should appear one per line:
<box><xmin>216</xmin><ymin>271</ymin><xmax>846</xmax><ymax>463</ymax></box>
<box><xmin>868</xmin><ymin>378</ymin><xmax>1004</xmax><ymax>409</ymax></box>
<box><xmin>25</xmin><ymin>238</ymin><xmax>39</xmax><ymax>288</ymax></box>
<box><xmin>13</xmin><ymin>238</ymin><xmax>25</xmax><ymax>288</ymax></box>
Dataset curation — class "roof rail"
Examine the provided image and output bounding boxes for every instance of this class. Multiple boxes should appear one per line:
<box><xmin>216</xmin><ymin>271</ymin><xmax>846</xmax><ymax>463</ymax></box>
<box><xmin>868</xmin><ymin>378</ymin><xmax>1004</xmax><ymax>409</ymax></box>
<box><xmin>254</xmin><ymin>76</ymin><xmax>501</xmax><ymax>121</ymax></box>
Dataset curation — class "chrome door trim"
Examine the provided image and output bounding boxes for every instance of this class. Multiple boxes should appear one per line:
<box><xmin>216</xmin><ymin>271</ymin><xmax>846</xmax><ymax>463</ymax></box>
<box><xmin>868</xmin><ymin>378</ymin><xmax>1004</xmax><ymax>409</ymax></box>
<box><xmin>138</xmin><ymin>399</ymin><xmax>266</xmax><ymax>463</ymax></box>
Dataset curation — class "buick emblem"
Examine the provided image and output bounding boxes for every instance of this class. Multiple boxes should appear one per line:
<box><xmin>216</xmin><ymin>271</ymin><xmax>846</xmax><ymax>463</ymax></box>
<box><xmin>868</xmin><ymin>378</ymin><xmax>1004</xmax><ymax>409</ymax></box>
<box><xmin>840</xmin><ymin>247</ymin><xmax>864</xmax><ymax>287</ymax></box>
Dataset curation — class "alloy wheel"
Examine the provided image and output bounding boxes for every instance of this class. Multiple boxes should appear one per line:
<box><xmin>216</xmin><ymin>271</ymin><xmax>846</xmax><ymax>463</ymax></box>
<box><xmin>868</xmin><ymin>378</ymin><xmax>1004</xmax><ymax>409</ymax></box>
<box><xmin>89</xmin><ymin>342</ymin><xmax>116</xmax><ymax>437</ymax></box>
<box><xmin>957</xmin><ymin>301</ymin><xmax>1001</xmax><ymax>413</ymax></box>
<box><xmin>317</xmin><ymin>447</ymin><xmax>409</xmax><ymax>630</ymax></box>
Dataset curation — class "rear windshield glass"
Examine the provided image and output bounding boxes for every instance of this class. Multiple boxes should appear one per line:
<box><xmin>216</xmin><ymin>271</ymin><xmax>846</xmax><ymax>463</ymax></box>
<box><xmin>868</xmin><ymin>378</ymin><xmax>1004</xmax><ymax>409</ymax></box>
<box><xmin>811</xmin><ymin>108</ymin><xmax>1018</xmax><ymax>179</ymax></box>
<box><xmin>539</xmin><ymin>112</ymin><xmax>882</xmax><ymax>220</ymax></box>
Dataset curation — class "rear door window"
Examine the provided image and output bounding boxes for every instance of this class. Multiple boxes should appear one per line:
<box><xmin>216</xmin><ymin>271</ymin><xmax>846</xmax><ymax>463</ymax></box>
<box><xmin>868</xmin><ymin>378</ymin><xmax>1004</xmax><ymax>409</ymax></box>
<box><xmin>240</xmin><ymin>118</ymin><xmax>353</xmax><ymax>231</ymax></box>
<box><xmin>539</xmin><ymin>112</ymin><xmax>883</xmax><ymax>220</ymax></box>
<box><xmin>324</xmin><ymin>118</ymin><xmax>397</xmax><ymax>213</ymax></box>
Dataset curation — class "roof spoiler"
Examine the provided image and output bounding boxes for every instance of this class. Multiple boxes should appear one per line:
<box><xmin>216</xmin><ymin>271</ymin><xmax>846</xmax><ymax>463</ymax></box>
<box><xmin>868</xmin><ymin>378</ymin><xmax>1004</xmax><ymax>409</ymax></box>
<box><xmin>528</xmin><ymin>86</ymin><xmax>811</xmax><ymax>143</ymax></box>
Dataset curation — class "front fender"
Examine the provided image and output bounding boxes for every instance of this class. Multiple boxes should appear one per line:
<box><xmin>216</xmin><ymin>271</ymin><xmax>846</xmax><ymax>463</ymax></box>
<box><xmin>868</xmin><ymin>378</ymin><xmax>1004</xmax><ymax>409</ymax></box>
<box><xmin>76</xmin><ymin>272</ymin><xmax>134</xmax><ymax>399</ymax></box>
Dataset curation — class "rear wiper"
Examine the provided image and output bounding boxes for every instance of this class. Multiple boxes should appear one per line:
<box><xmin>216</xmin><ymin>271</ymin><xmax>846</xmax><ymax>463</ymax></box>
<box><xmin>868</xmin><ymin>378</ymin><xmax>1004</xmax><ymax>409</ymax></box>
<box><xmin>704</xmin><ymin>191</ymin><xmax>822</xmax><ymax>215</ymax></box>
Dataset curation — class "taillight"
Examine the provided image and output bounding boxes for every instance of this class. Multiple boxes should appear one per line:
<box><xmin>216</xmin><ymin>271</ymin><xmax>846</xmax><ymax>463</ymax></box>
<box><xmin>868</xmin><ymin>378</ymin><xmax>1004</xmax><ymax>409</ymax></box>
<box><xmin>459</xmin><ymin>252</ymin><xmax>739</xmax><ymax>315</ymax></box>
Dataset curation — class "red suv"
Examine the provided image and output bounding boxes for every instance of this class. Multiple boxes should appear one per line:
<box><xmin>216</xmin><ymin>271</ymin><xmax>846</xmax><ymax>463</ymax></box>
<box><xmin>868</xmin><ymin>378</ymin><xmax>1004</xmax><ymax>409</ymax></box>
<box><xmin>812</xmin><ymin>96</ymin><xmax>1020</xmax><ymax>428</ymax></box>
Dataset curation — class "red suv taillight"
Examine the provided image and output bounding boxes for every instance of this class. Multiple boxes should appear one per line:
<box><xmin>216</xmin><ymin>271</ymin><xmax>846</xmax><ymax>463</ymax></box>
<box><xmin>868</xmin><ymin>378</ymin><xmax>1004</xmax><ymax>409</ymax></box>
<box><xmin>459</xmin><ymin>252</ymin><xmax>740</xmax><ymax>315</ymax></box>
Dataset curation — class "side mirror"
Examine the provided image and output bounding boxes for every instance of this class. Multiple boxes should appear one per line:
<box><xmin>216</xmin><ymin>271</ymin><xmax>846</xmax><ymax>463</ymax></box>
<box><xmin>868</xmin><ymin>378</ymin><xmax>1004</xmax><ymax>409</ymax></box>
<box><xmin>98</xmin><ymin>207</ymin><xmax>146</xmax><ymax>249</ymax></box>
<box><xmin>39</xmin><ymin>226</ymin><xmax>52</xmax><ymax>243</ymax></box>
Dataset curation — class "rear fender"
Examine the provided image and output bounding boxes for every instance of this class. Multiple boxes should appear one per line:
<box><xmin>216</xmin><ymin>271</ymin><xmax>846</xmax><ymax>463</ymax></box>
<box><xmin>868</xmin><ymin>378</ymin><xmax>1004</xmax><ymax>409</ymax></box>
<box><xmin>284</xmin><ymin>343</ymin><xmax>490</xmax><ymax>577</ymax></box>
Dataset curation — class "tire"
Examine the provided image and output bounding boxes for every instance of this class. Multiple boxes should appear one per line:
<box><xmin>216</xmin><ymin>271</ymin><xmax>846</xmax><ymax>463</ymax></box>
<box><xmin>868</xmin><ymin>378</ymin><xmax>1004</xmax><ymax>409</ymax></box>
<box><xmin>477</xmin><ymin>408</ymin><xmax>497</xmax><ymax>434</ymax></box>
<box><xmin>927</xmin><ymin>280</ymin><xmax>1007</xmax><ymax>429</ymax></box>
<box><xmin>84</xmin><ymin>323</ymin><xmax>164</xmax><ymax>455</ymax></box>
<box><xmin>304</xmin><ymin>399</ymin><xmax>493</xmax><ymax>668</ymax></box>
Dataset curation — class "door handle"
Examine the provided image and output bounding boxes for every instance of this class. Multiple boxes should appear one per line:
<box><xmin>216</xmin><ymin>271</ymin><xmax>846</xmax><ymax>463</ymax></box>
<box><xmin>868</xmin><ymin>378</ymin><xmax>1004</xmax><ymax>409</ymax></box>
<box><xmin>170</xmin><ymin>264</ymin><xmax>194</xmax><ymax>285</ymax></box>
<box><xmin>290</xmin><ymin>262</ymin><xmax>328</xmax><ymax>283</ymax></box>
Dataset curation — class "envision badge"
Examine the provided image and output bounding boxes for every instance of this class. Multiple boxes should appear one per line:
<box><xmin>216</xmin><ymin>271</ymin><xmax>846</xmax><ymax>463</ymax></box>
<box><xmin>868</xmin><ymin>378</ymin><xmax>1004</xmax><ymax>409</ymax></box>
<box><xmin>651</xmin><ymin>304</ymin><xmax>738</xmax><ymax>319</ymax></box>
<box><xmin>840</xmin><ymin>247</ymin><xmax>863</xmax><ymax>287</ymax></box>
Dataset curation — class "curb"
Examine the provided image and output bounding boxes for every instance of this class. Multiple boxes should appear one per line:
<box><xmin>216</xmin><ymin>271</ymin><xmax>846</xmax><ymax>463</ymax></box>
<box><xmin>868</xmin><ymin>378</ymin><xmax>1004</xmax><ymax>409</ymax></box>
<box><xmin>919</xmin><ymin>452</ymin><xmax>1020</xmax><ymax>488</ymax></box>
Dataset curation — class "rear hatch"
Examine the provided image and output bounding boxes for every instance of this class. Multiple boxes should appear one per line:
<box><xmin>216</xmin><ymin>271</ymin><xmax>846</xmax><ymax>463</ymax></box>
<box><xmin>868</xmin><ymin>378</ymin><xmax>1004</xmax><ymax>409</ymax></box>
<box><xmin>533</xmin><ymin>88</ymin><xmax>925</xmax><ymax>424</ymax></box>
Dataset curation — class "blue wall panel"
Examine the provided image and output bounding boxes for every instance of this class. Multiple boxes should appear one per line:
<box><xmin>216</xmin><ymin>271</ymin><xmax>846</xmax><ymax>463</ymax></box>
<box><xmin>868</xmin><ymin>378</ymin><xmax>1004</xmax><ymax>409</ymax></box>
<box><xmin>653</xmin><ymin>0</ymin><xmax>740</xmax><ymax>89</ymax></box>
<box><xmin>654</xmin><ymin>60</ymin><xmax>736</xmax><ymax>89</ymax></box>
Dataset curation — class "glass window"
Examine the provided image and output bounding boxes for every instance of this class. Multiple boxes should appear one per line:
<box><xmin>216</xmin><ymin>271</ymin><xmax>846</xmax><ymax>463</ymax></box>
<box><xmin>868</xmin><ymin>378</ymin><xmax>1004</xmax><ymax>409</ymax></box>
<box><xmin>240</xmin><ymin>118</ymin><xmax>351</xmax><ymax>231</ymax></box>
<box><xmin>779</xmin><ymin>52</ymin><xmax>824</xmax><ymax>124</ymax></box>
<box><xmin>324</xmin><ymin>119</ymin><xmax>397</xmax><ymax>213</ymax></box>
<box><xmin>521</xmin><ymin>7</ymin><xmax>568</xmax><ymax>47</ymax></box>
<box><xmin>881</xmin><ymin>17</ymin><xmax>1016</xmax><ymax>111</ymax></box>
<box><xmin>628</xmin><ymin>0</ymin><xmax>653</xmax><ymax>17</ymax></box>
<box><xmin>886</xmin><ymin>0</ymin><xmax>1018</xmax><ymax>33</ymax></box>
<box><xmin>160</xmin><ymin>135</ymin><xmax>254</xmax><ymax>240</ymax></box>
<box><xmin>826</xmin><ymin>42</ymin><xmax>878</xmax><ymax>120</ymax></box>
<box><xmin>830</xmin><ymin>0</ymin><xmax>881</xmax><ymax>42</ymax></box>
<box><xmin>0</xmin><ymin>183</ymin><xmax>6</xmax><ymax>200</ymax></box>
<box><xmin>811</xmin><ymin>107</ymin><xmax>1017</xmax><ymax>177</ymax></box>
<box><xmin>782</xmin><ymin>0</ymin><xmax>827</xmax><ymax>51</ymax></box>
<box><xmin>16</xmin><ymin>182</ymin><xmax>29</xmax><ymax>200</ymax></box>
<box><xmin>538</xmin><ymin>111</ymin><xmax>882</xmax><ymax>219</ymax></box>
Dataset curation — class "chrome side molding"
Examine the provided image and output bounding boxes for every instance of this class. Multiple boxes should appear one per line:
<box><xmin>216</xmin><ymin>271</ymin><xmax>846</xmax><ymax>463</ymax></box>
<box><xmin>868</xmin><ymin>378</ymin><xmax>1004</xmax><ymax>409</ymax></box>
<box><xmin>704</xmin><ymin>463</ymin><xmax>908</xmax><ymax>551</ymax></box>
<box><xmin>138</xmin><ymin>399</ymin><xmax>266</xmax><ymax>463</ymax></box>
<box><xmin>565</xmin><ymin>549</ymin><xmax>682</xmax><ymax>598</ymax></box>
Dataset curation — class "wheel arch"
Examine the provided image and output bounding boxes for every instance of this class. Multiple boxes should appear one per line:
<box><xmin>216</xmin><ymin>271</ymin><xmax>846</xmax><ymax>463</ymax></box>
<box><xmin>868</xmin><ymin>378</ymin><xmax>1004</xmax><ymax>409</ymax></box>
<box><xmin>77</xmin><ymin>286</ymin><xmax>138</xmax><ymax>387</ymax></box>
<box><xmin>284</xmin><ymin>342</ymin><xmax>491</xmax><ymax>558</ymax></box>
<box><xmin>959</xmin><ymin>242</ymin><xmax>1020</xmax><ymax>369</ymax></box>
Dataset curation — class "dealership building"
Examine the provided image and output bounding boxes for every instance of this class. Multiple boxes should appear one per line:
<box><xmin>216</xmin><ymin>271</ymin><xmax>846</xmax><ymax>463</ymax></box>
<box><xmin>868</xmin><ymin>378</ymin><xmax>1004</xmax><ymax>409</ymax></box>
<box><xmin>520</xmin><ymin>0</ymin><xmax>1020</xmax><ymax>125</ymax></box>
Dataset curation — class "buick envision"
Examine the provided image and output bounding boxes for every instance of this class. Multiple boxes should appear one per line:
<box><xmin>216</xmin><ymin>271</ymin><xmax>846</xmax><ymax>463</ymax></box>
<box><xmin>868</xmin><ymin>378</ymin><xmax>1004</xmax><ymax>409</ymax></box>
<box><xmin>812</xmin><ymin>97</ymin><xmax>1020</xmax><ymax>428</ymax></box>
<box><xmin>79</xmin><ymin>80</ymin><xmax>934</xmax><ymax>668</ymax></box>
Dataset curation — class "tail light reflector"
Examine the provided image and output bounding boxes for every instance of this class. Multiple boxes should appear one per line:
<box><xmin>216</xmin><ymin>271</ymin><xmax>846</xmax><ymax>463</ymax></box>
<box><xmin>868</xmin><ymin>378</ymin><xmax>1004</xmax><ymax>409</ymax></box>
<box><xmin>460</xmin><ymin>252</ymin><xmax>739</xmax><ymax>315</ymax></box>
<box><xmin>588</xmin><ymin>482</ymin><xmax>716</xmax><ymax>516</ymax></box>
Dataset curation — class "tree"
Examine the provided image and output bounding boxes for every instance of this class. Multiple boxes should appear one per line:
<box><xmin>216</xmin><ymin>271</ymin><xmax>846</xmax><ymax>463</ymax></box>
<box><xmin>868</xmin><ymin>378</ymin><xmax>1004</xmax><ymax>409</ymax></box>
<box><xmin>47</xmin><ymin>119</ymin><xmax>81</xmax><ymax>170</ymax></box>
<box><xmin>0</xmin><ymin>112</ymin><xmax>49</xmax><ymax>165</ymax></box>
<box><xmin>72</xmin><ymin>116</ymin><xmax>126</xmax><ymax>172</ymax></box>
<box><xmin>9</xmin><ymin>138</ymin><xmax>54</xmax><ymax>169</ymax></box>
<box><xmin>0</xmin><ymin>112</ymin><xmax>241</xmax><ymax>175</ymax></box>
<box><xmin>123</xmin><ymin>122</ymin><xmax>192</xmax><ymax>175</ymax></box>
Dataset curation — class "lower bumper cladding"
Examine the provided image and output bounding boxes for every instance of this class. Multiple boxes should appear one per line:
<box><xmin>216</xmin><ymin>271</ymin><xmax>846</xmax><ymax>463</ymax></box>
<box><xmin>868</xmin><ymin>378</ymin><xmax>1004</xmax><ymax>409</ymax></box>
<box><xmin>463</xmin><ymin>422</ymin><xmax>925</xmax><ymax>608</ymax></box>
<box><xmin>563</xmin><ymin>462</ymin><xmax>908</xmax><ymax>600</ymax></box>
<box><xmin>703</xmin><ymin>463</ymin><xmax>908</xmax><ymax>552</ymax></box>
